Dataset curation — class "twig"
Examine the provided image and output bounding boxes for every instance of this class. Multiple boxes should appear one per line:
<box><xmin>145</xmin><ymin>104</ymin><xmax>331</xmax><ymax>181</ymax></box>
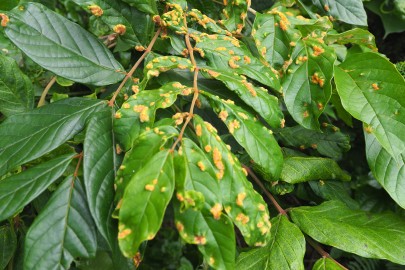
<box><xmin>107</xmin><ymin>42</ymin><xmax>117</xmax><ymax>49</ymax></box>
<box><xmin>73</xmin><ymin>152</ymin><xmax>83</xmax><ymax>177</ymax></box>
<box><xmin>108</xmin><ymin>28</ymin><xmax>162</xmax><ymax>107</ymax></box>
<box><xmin>37</xmin><ymin>76</ymin><xmax>56</xmax><ymax>107</ymax></box>
<box><xmin>306</xmin><ymin>237</ymin><xmax>348</xmax><ymax>270</ymax></box>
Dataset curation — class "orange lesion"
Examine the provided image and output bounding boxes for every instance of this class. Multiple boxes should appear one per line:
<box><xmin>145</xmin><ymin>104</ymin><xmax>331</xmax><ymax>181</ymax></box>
<box><xmin>88</xmin><ymin>5</ymin><xmax>103</xmax><ymax>16</ymax></box>
<box><xmin>371</xmin><ymin>83</ymin><xmax>380</xmax><ymax>90</ymax></box>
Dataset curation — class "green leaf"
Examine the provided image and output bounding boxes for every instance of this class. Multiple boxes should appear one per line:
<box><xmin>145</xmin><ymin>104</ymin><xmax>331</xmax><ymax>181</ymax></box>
<box><xmin>334</xmin><ymin>52</ymin><xmax>405</xmax><ymax>162</ymax></box>
<box><xmin>325</xmin><ymin>28</ymin><xmax>376</xmax><ymax>50</ymax></box>
<box><xmin>24</xmin><ymin>176</ymin><xmax>97</xmax><ymax>270</ymax></box>
<box><xmin>222</xmin><ymin>0</ymin><xmax>248</xmax><ymax>34</ymax></box>
<box><xmin>281</xmin><ymin>157</ymin><xmax>351</xmax><ymax>184</ymax></box>
<box><xmin>205</xmin><ymin>93</ymin><xmax>283</xmax><ymax>180</ymax></box>
<box><xmin>290</xmin><ymin>200</ymin><xmax>405</xmax><ymax>264</ymax></box>
<box><xmin>118</xmin><ymin>150</ymin><xmax>174</xmax><ymax>257</ymax></box>
<box><xmin>114</xmin><ymin>83</ymin><xmax>182</xmax><ymax>150</ymax></box>
<box><xmin>194</xmin><ymin>115</ymin><xmax>272</xmax><ymax>246</ymax></box>
<box><xmin>364</xmin><ymin>1</ymin><xmax>405</xmax><ymax>37</ymax></box>
<box><xmin>282</xmin><ymin>37</ymin><xmax>336</xmax><ymax>130</ymax></box>
<box><xmin>312</xmin><ymin>257</ymin><xmax>344</xmax><ymax>270</ymax></box>
<box><xmin>71</xmin><ymin>0</ymin><xmax>155</xmax><ymax>46</ymax></box>
<box><xmin>83</xmin><ymin>109</ymin><xmax>117</xmax><ymax>247</ymax></box>
<box><xmin>310</xmin><ymin>0</ymin><xmax>367</xmax><ymax>26</ymax></box>
<box><xmin>365</xmin><ymin>132</ymin><xmax>405</xmax><ymax>209</ymax></box>
<box><xmin>0</xmin><ymin>54</ymin><xmax>34</xmax><ymax>116</ymax></box>
<box><xmin>236</xmin><ymin>215</ymin><xmax>305</xmax><ymax>270</ymax></box>
<box><xmin>0</xmin><ymin>225</ymin><xmax>17</xmax><ymax>269</ymax></box>
<box><xmin>0</xmin><ymin>97</ymin><xmax>105</xmax><ymax>176</ymax></box>
<box><xmin>4</xmin><ymin>3</ymin><xmax>124</xmax><ymax>86</ymax></box>
<box><xmin>0</xmin><ymin>0</ymin><xmax>18</xmax><ymax>10</ymax></box>
<box><xmin>120</xmin><ymin>0</ymin><xmax>157</xmax><ymax>15</ymax></box>
<box><xmin>0</xmin><ymin>154</ymin><xmax>74</xmax><ymax>222</ymax></box>
<box><xmin>277</xmin><ymin>125</ymin><xmax>351</xmax><ymax>159</ymax></box>
<box><xmin>308</xmin><ymin>180</ymin><xmax>359</xmax><ymax>209</ymax></box>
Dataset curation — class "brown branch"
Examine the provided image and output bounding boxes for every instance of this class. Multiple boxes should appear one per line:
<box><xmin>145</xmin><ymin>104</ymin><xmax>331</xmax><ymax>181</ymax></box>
<box><xmin>37</xmin><ymin>76</ymin><xmax>56</xmax><ymax>107</ymax></box>
<box><xmin>306</xmin><ymin>236</ymin><xmax>348</xmax><ymax>270</ymax></box>
<box><xmin>108</xmin><ymin>28</ymin><xmax>162</xmax><ymax>107</ymax></box>
<box><xmin>73</xmin><ymin>152</ymin><xmax>83</xmax><ymax>177</ymax></box>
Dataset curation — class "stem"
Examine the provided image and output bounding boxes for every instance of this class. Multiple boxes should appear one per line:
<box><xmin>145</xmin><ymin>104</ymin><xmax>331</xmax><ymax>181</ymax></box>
<box><xmin>37</xmin><ymin>76</ymin><xmax>56</xmax><ymax>107</ymax></box>
<box><xmin>73</xmin><ymin>152</ymin><xmax>83</xmax><ymax>177</ymax></box>
<box><xmin>108</xmin><ymin>28</ymin><xmax>162</xmax><ymax>107</ymax></box>
<box><xmin>306</xmin><ymin>237</ymin><xmax>348</xmax><ymax>270</ymax></box>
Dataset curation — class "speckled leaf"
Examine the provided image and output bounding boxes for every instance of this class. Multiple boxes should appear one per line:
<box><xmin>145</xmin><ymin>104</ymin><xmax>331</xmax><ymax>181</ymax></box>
<box><xmin>222</xmin><ymin>0</ymin><xmax>249</xmax><ymax>34</ymax></box>
<box><xmin>325</xmin><ymin>28</ymin><xmax>376</xmax><ymax>50</ymax></box>
<box><xmin>120</xmin><ymin>0</ymin><xmax>157</xmax><ymax>15</ymax></box>
<box><xmin>205</xmin><ymin>92</ymin><xmax>283</xmax><ymax>180</ymax></box>
<box><xmin>174</xmin><ymin>138</ymin><xmax>235</xmax><ymax>269</ymax></box>
<box><xmin>71</xmin><ymin>0</ymin><xmax>154</xmax><ymax>46</ymax></box>
<box><xmin>236</xmin><ymin>215</ymin><xmax>305</xmax><ymax>270</ymax></box>
<box><xmin>4</xmin><ymin>3</ymin><xmax>124</xmax><ymax>86</ymax></box>
<box><xmin>365</xmin><ymin>132</ymin><xmax>405</xmax><ymax>209</ymax></box>
<box><xmin>281</xmin><ymin>157</ymin><xmax>350</xmax><ymax>184</ymax></box>
<box><xmin>0</xmin><ymin>225</ymin><xmax>17</xmax><ymax>269</ymax></box>
<box><xmin>0</xmin><ymin>98</ymin><xmax>105</xmax><ymax>176</ymax></box>
<box><xmin>114</xmin><ymin>83</ymin><xmax>183</xmax><ymax>150</ymax></box>
<box><xmin>312</xmin><ymin>258</ymin><xmax>343</xmax><ymax>270</ymax></box>
<box><xmin>277</xmin><ymin>125</ymin><xmax>350</xmax><ymax>159</ymax></box>
<box><xmin>0</xmin><ymin>154</ymin><xmax>75</xmax><ymax>222</ymax></box>
<box><xmin>334</xmin><ymin>52</ymin><xmax>405</xmax><ymax>162</ymax></box>
<box><xmin>290</xmin><ymin>200</ymin><xmax>405</xmax><ymax>264</ymax></box>
<box><xmin>118</xmin><ymin>150</ymin><xmax>174</xmax><ymax>257</ymax></box>
<box><xmin>194</xmin><ymin>115</ymin><xmax>271</xmax><ymax>247</ymax></box>
<box><xmin>310</xmin><ymin>0</ymin><xmax>367</xmax><ymax>26</ymax></box>
<box><xmin>0</xmin><ymin>54</ymin><xmax>34</xmax><ymax>116</ymax></box>
<box><xmin>281</xmin><ymin>37</ymin><xmax>336</xmax><ymax>130</ymax></box>
<box><xmin>24</xmin><ymin>176</ymin><xmax>97</xmax><ymax>270</ymax></box>
<box><xmin>203</xmin><ymin>69</ymin><xmax>283</xmax><ymax>128</ymax></box>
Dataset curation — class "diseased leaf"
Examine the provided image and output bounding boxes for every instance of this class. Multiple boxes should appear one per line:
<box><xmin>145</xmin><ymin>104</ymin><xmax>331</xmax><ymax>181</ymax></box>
<box><xmin>281</xmin><ymin>157</ymin><xmax>351</xmax><ymax>184</ymax></box>
<box><xmin>205</xmin><ymin>92</ymin><xmax>283</xmax><ymax>180</ymax></box>
<box><xmin>325</xmin><ymin>28</ymin><xmax>376</xmax><ymax>49</ymax></box>
<box><xmin>0</xmin><ymin>154</ymin><xmax>74</xmax><ymax>222</ymax></box>
<box><xmin>0</xmin><ymin>54</ymin><xmax>34</xmax><ymax>116</ymax></box>
<box><xmin>24</xmin><ymin>176</ymin><xmax>97</xmax><ymax>270</ymax></box>
<box><xmin>0</xmin><ymin>98</ymin><xmax>105</xmax><ymax>176</ymax></box>
<box><xmin>71</xmin><ymin>0</ymin><xmax>155</xmax><ymax>46</ymax></box>
<box><xmin>365</xmin><ymin>132</ymin><xmax>405</xmax><ymax>209</ymax></box>
<box><xmin>236</xmin><ymin>215</ymin><xmax>305</xmax><ymax>270</ymax></box>
<box><xmin>222</xmin><ymin>0</ymin><xmax>249</xmax><ymax>34</ymax></box>
<box><xmin>194</xmin><ymin>115</ymin><xmax>271</xmax><ymax>246</ymax></box>
<box><xmin>83</xmin><ymin>109</ymin><xmax>117</xmax><ymax>247</ymax></box>
<box><xmin>282</xmin><ymin>37</ymin><xmax>336</xmax><ymax>130</ymax></box>
<box><xmin>118</xmin><ymin>150</ymin><xmax>174</xmax><ymax>257</ymax></box>
<box><xmin>290</xmin><ymin>200</ymin><xmax>405</xmax><ymax>264</ymax></box>
<box><xmin>0</xmin><ymin>225</ymin><xmax>17</xmax><ymax>270</ymax></box>
<box><xmin>312</xmin><ymin>257</ymin><xmax>344</xmax><ymax>270</ymax></box>
<box><xmin>114</xmin><ymin>83</ymin><xmax>183</xmax><ymax>150</ymax></box>
<box><xmin>334</xmin><ymin>52</ymin><xmax>405</xmax><ymax>162</ymax></box>
<box><xmin>120</xmin><ymin>0</ymin><xmax>157</xmax><ymax>15</ymax></box>
<box><xmin>310</xmin><ymin>0</ymin><xmax>367</xmax><ymax>26</ymax></box>
<box><xmin>4</xmin><ymin>3</ymin><xmax>124</xmax><ymax>86</ymax></box>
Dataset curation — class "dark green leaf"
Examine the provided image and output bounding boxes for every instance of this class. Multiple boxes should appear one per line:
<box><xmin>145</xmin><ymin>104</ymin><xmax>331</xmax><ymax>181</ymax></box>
<box><xmin>24</xmin><ymin>176</ymin><xmax>97</xmax><ymax>270</ymax></box>
<box><xmin>118</xmin><ymin>150</ymin><xmax>174</xmax><ymax>257</ymax></box>
<box><xmin>0</xmin><ymin>54</ymin><xmax>34</xmax><ymax>116</ymax></box>
<box><xmin>309</xmin><ymin>180</ymin><xmax>359</xmax><ymax>209</ymax></box>
<box><xmin>5</xmin><ymin>3</ymin><xmax>124</xmax><ymax>85</ymax></box>
<box><xmin>0</xmin><ymin>0</ymin><xmax>18</xmax><ymax>10</ymax></box>
<box><xmin>290</xmin><ymin>200</ymin><xmax>405</xmax><ymax>264</ymax></box>
<box><xmin>364</xmin><ymin>1</ymin><xmax>405</xmax><ymax>37</ymax></box>
<box><xmin>334</xmin><ymin>52</ymin><xmax>405</xmax><ymax>162</ymax></box>
<box><xmin>236</xmin><ymin>215</ymin><xmax>305</xmax><ymax>270</ymax></box>
<box><xmin>0</xmin><ymin>97</ymin><xmax>105</xmax><ymax>176</ymax></box>
<box><xmin>0</xmin><ymin>225</ymin><xmax>17</xmax><ymax>269</ymax></box>
<box><xmin>365</xmin><ymin>132</ymin><xmax>405</xmax><ymax>209</ymax></box>
<box><xmin>0</xmin><ymin>154</ymin><xmax>74</xmax><ymax>222</ymax></box>
<box><xmin>120</xmin><ymin>0</ymin><xmax>157</xmax><ymax>15</ymax></box>
<box><xmin>312</xmin><ymin>257</ymin><xmax>344</xmax><ymax>270</ymax></box>
<box><xmin>281</xmin><ymin>157</ymin><xmax>350</xmax><ymax>184</ymax></box>
<box><xmin>83</xmin><ymin>109</ymin><xmax>117</xmax><ymax>247</ymax></box>
<box><xmin>310</xmin><ymin>0</ymin><xmax>367</xmax><ymax>26</ymax></box>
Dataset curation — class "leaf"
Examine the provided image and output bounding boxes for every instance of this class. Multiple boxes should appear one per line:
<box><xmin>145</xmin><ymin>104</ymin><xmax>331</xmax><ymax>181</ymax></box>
<box><xmin>194</xmin><ymin>115</ymin><xmax>272</xmax><ymax>246</ymax></box>
<box><xmin>4</xmin><ymin>3</ymin><xmax>124</xmax><ymax>86</ymax></box>
<box><xmin>205</xmin><ymin>92</ymin><xmax>283</xmax><ymax>180</ymax></box>
<box><xmin>71</xmin><ymin>0</ymin><xmax>155</xmax><ymax>46</ymax></box>
<box><xmin>236</xmin><ymin>215</ymin><xmax>305</xmax><ymax>270</ymax></box>
<box><xmin>114</xmin><ymin>83</ymin><xmax>183</xmax><ymax>150</ymax></box>
<box><xmin>0</xmin><ymin>225</ymin><xmax>17</xmax><ymax>269</ymax></box>
<box><xmin>364</xmin><ymin>1</ymin><xmax>405</xmax><ymax>37</ymax></box>
<box><xmin>290</xmin><ymin>200</ymin><xmax>405</xmax><ymax>264</ymax></box>
<box><xmin>308</xmin><ymin>180</ymin><xmax>359</xmax><ymax>209</ymax></box>
<box><xmin>24</xmin><ymin>176</ymin><xmax>97</xmax><ymax>270</ymax></box>
<box><xmin>310</xmin><ymin>0</ymin><xmax>367</xmax><ymax>26</ymax></box>
<box><xmin>281</xmin><ymin>157</ymin><xmax>351</xmax><ymax>184</ymax></box>
<box><xmin>120</xmin><ymin>0</ymin><xmax>157</xmax><ymax>15</ymax></box>
<box><xmin>0</xmin><ymin>0</ymin><xmax>18</xmax><ymax>10</ymax></box>
<box><xmin>334</xmin><ymin>52</ymin><xmax>405</xmax><ymax>162</ymax></box>
<box><xmin>365</xmin><ymin>132</ymin><xmax>405</xmax><ymax>209</ymax></box>
<box><xmin>0</xmin><ymin>97</ymin><xmax>105</xmax><ymax>176</ymax></box>
<box><xmin>282</xmin><ymin>37</ymin><xmax>336</xmax><ymax>130</ymax></box>
<box><xmin>222</xmin><ymin>0</ymin><xmax>248</xmax><ymax>34</ymax></box>
<box><xmin>0</xmin><ymin>154</ymin><xmax>74</xmax><ymax>222</ymax></box>
<box><xmin>312</xmin><ymin>258</ymin><xmax>344</xmax><ymax>270</ymax></box>
<box><xmin>325</xmin><ymin>28</ymin><xmax>376</xmax><ymax>50</ymax></box>
<box><xmin>83</xmin><ymin>109</ymin><xmax>117</xmax><ymax>247</ymax></box>
<box><xmin>277</xmin><ymin>125</ymin><xmax>351</xmax><ymax>159</ymax></box>
<box><xmin>0</xmin><ymin>54</ymin><xmax>34</xmax><ymax>116</ymax></box>
<box><xmin>118</xmin><ymin>150</ymin><xmax>174</xmax><ymax>257</ymax></box>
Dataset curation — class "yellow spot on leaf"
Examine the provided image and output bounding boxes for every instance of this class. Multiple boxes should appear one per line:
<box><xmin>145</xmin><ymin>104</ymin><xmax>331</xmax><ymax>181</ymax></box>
<box><xmin>113</xmin><ymin>24</ymin><xmax>126</xmax><ymax>35</ymax></box>
<box><xmin>218</xmin><ymin>110</ymin><xmax>228</xmax><ymax>121</ymax></box>
<box><xmin>210</xmin><ymin>203</ymin><xmax>222</xmax><ymax>220</ymax></box>
<box><xmin>204</xmin><ymin>145</ymin><xmax>212</xmax><ymax>152</ymax></box>
<box><xmin>88</xmin><ymin>5</ymin><xmax>103</xmax><ymax>16</ymax></box>
<box><xmin>236</xmin><ymin>213</ymin><xmax>250</xmax><ymax>224</ymax></box>
<box><xmin>145</xmin><ymin>184</ymin><xmax>155</xmax><ymax>191</ymax></box>
<box><xmin>194</xmin><ymin>235</ymin><xmax>207</xmax><ymax>245</ymax></box>
<box><xmin>118</xmin><ymin>228</ymin><xmax>132</xmax><ymax>239</ymax></box>
<box><xmin>372</xmin><ymin>83</ymin><xmax>379</xmax><ymax>90</ymax></box>
<box><xmin>197</xmin><ymin>161</ymin><xmax>206</xmax><ymax>171</ymax></box>
<box><xmin>236</xmin><ymin>192</ymin><xmax>246</xmax><ymax>206</ymax></box>
<box><xmin>196</xmin><ymin>124</ymin><xmax>202</xmax><ymax>137</ymax></box>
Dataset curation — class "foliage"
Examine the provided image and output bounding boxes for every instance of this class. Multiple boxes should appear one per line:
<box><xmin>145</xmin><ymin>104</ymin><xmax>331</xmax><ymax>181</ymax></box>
<box><xmin>0</xmin><ymin>0</ymin><xmax>404</xmax><ymax>269</ymax></box>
